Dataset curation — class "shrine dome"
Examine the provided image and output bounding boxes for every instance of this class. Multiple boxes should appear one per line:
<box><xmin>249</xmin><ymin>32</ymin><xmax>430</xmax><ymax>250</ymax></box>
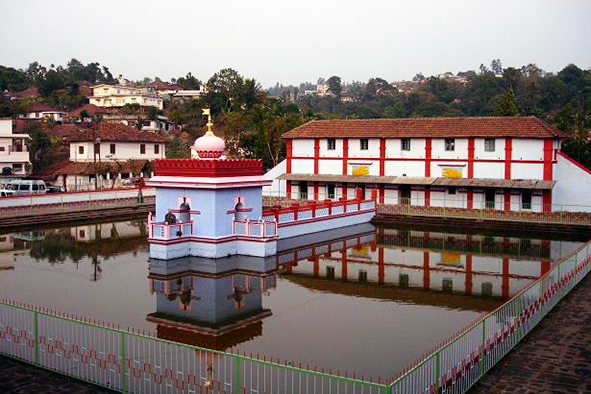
<box><xmin>194</xmin><ymin>131</ymin><xmax>225</xmax><ymax>159</ymax></box>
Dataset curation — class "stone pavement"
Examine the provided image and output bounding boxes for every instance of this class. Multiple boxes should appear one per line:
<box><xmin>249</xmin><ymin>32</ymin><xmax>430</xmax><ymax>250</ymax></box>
<box><xmin>0</xmin><ymin>356</ymin><xmax>115</xmax><ymax>394</ymax></box>
<box><xmin>469</xmin><ymin>273</ymin><xmax>591</xmax><ymax>394</ymax></box>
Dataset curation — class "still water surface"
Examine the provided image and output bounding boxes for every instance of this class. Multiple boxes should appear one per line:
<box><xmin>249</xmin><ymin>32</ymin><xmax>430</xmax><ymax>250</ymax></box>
<box><xmin>0</xmin><ymin>219</ymin><xmax>581</xmax><ymax>379</ymax></box>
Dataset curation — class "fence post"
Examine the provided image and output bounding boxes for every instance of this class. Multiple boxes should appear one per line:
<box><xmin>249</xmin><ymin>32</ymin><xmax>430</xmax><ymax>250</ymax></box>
<box><xmin>435</xmin><ymin>350</ymin><xmax>441</xmax><ymax>392</ymax></box>
<box><xmin>33</xmin><ymin>310</ymin><xmax>39</xmax><ymax>365</ymax></box>
<box><xmin>120</xmin><ymin>331</ymin><xmax>128</xmax><ymax>394</ymax></box>
<box><xmin>480</xmin><ymin>319</ymin><xmax>486</xmax><ymax>376</ymax></box>
<box><xmin>233</xmin><ymin>356</ymin><xmax>242</xmax><ymax>393</ymax></box>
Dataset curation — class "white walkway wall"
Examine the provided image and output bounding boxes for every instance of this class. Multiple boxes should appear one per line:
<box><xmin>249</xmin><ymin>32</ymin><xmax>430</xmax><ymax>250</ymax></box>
<box><xmin>553</xmin><ymin>152</ymin><xmax>591</xmax><ymax>212</ymax></box>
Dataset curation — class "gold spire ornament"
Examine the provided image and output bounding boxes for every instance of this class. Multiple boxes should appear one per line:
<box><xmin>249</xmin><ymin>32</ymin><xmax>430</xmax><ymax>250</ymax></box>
<box><xmin>202</xmin><ymin>108</ymin><xmax>214</xmax><ymax>135</ymax></box>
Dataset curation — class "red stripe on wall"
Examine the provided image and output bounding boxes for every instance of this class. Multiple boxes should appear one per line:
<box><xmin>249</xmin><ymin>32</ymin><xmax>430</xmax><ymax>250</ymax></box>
<box><xmin>314</xmin><ymin>138</ymin><xmax>320</xmax><ymax>174</ymax></box>
<box><xmin>286</xmin><ymin>139</ymin><xmax>292</xmax><ymax>174</ymax></box>
<box><xmin>504</xmin><ymin>137</ymin><xmax>512</xmax><ymax>179</ymax></box>
<box><xmin>468</xmin><ymin>137</ymin><xmax>475</xmax><ymax>178</ymax></box>
<box><xmin>425</xmin><ymin>187</ymin><xmax>430</xmax><ymax>207</ymax></box>
<box><xmin>425</xmin><ymin>138</ymin><xmax>432</xmax><ymax>177</ymax></box>
<box><xmin>542</xmin><ymin>190</ymin><xmax>552</xmax><ymax>213</ymax></box>
<box><xmin>467</xmin><ymin>189</ymin><xmax>473</xmax><ymax>210</ymax></box>
<box><xmin>342</xmin><ymin>138</ymin><xmax>349</xmax><ymax>175</ymax></box>
<box><xmin>379</xmin><ymin>138</ymin><xmax>386</xmax><ymax>176</ymax></box>
<box><xmin>543</xmin><ymin>139</ymin><xmax>553</xmax><ymax>180</ymax></box>
<box><xmin>504</xmin><ymin>190</ymin><xmax>511</xmax><ymax>212</ymax></box>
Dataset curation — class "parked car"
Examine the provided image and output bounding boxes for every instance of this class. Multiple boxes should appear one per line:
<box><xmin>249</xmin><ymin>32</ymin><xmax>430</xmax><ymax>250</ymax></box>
<box><xmin>122</xmin><ymin>177</ymin><xmax>143</xmax><ymax>187</ymax></box>
<box><xmin>46</xmin><ymin>185</ymin><xmax>66</xmax><ymax>193</ymax></box>
<box><xmin>0</xmin><ymin>188</ymin><xmax>15</xmax><ymax>197</ymax></box>
<box><xmin>6</xmin><ymin>179</ymin><xmax>47</xmax><ymax>195</ymax></box>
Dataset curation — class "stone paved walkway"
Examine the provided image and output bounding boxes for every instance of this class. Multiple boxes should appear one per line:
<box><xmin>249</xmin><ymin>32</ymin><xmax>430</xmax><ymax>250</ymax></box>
<box><xmin>0</xmin><ymin>356</ymin><xmax>114</xmax><ymax>394</ymax></box>
<box><xmin>469</xmin><ymin>273</ymin><xmax>591</xmax><ymax>394</ymax></box>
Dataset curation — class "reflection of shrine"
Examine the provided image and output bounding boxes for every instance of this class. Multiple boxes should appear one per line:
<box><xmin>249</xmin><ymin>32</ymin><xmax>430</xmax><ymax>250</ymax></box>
<box><xmin>147</xmin><ymin>256</ymin><xmax>277</xmax><ymax>351</ymax></box>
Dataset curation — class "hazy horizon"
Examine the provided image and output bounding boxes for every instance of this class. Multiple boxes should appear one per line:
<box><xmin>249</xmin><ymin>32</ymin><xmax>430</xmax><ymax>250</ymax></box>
<box><xmin>1</xmin><ymin>0</ymin><xmax>589</xmax><ymax>88</ymax></box>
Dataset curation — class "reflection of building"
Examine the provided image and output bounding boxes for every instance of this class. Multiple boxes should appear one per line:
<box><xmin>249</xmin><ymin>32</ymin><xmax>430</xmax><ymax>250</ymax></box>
<box><xmin>147</xmin><ymin>255</ymin><xmax>277</xmax><ymax>350</ymax></box>
<box><xmin>281</xmin><ymin>227</ymin><xmax>572</xmax><ymax>300</ymax></box>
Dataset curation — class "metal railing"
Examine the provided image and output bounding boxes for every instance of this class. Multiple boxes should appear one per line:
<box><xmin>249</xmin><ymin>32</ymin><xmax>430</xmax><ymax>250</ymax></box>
<box><xmin>262</xmin><ymin>194</ymin><xmax>591</xmax><ymax>226</ymax></box>
<box><xmin>386</xmin><ymin>239</ymin><xmax>591</xmax><ymax>393</ymax></box>
<box><xmin>233</xmin><ymin>219</ymin><xmax>278</xmax><ymax>238</ymax></box>
<box><xmin>263</xmin><ymin>198</ymin><xmax>376</xmax><ymax>224</ymax></box>
<box><xmin>0</xmin><ymin>240</ymin><xmax>589</xmax><ymax>393</ymax></box>
<box><xmin>0</xmin><ymin>301</ymin><xmax>388</xmax><ymax>393</ymax></box>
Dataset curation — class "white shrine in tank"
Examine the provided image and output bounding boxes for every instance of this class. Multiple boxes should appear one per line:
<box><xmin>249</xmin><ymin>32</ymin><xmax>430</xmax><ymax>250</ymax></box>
<box><xmin>146</xmin><ymin>109</ymin><xmax>376</xmax><ymax>259</ymax></box>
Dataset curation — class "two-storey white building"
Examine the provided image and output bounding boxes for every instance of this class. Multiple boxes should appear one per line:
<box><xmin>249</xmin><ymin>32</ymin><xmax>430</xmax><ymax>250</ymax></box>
<box><xmin>89</xmin><ymin>84</ymin><xmax>163</xmax><ymax>110</ymax></box>
<box><xmin>267</xmin><ymin>117</ymin><xmax>591</xmax><ymax>212</ymax></box>
<box><xmin>40</xmin><ymin>122</ymin><xmax>167</xmax><ymax>190</ymax></box>
<box><xmin>0</xmin><ymin>118</ymin><xmax>31</xmax><ymax>177</ymax></box>
<box><xmin>18</xmin><ymin>104</ymin><xmax>68</xmax><ymax>122</ymax></box>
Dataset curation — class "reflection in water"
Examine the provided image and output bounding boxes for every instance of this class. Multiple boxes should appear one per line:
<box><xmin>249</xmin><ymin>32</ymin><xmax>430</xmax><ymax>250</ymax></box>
<box><xmin>147</xmin><ymin>256</ymin><xmax>277</xmax><ymax>351</ymax></box>
<box><xmin>0</xmin><ymin>219</ymin><xmax>582</xmax><ymax>377</ymax></box>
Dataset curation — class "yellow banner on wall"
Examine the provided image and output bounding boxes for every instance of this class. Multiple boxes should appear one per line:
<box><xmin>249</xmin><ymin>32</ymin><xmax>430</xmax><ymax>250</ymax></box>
<box><xmin>352</xmin><ymin>166</ymin><xmax>369</xmax><ymax>176</ymax></box>
<box><xmin>442</xmin><ymin>168</ymin><xmax>462</xmax><ymax>178</ymax></box>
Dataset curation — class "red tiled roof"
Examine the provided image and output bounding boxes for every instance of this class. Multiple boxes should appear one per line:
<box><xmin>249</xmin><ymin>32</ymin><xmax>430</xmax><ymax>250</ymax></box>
<box><xmin>66</xmin><ymin>122</ymin><xmax>167</xmax><ymax>143</ymax></box>
<box><xmin>11</xmin><ymin>86</ymin><xmax>39</xmax><ymax>98</ymax></box>
<box><xmin>69</xmin><ymin>104</ymin><xmax>113</xmax><ymax>117</ymax></box>
<box><xmin>282</xmin><ymin>116</ymin><xmax>566</xmax><ymax>139</ymax></box>
<box><xmin>36</xmin><ymin>159</ymin><xmax>149</xmax><ymax>177</ymax></box>
<box><xmin>46</xmin><ymin>123</ymin><xmax>82</xmax><ymax>138</ymax></box>
<box><xmin>147</xmin><ymin>80</ymin><xmax>183</xmax><ymax>90</ymax></box>
<box><xmin>25</xmin><ymin>103</ymin><xmax>65</xmax><ymax>113</ymax></box>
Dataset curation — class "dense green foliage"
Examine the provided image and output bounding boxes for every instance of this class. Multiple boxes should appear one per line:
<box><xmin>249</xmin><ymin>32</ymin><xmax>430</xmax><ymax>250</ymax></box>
<box><xmin>1</xmin><ymin>59</ymin><xmax>589</xmax><ymax>170</ymax></box>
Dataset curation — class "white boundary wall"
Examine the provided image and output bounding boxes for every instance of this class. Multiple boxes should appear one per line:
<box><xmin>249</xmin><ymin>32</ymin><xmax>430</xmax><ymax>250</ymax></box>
<box><xmin>553</xmin><ymin>153</ymin><xmax>591</xmax><ymax>212</ymax></box>
<box><xmin>0</xmin><ymin>188</ymin><xmax>155</xmax><ymax>209</ymax></box>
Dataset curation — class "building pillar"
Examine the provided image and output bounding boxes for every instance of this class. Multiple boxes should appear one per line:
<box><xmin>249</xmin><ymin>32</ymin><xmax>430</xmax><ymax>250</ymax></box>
<box><xmin>313</xmin><ymin>256</ymin><xmax>319</xmax><ymax>278</ymax></box>
<box><xmin>425</xmin><ymin>138</ymin><xmax>432</xmax><ymax>177</ymax></box>
<box><xmin>425</xmin><ymin>187</ymin><xmax>431</xmax><ymax>207</ymax></box>
<box><xmin>341</xmin><ymin>183</ymin><xmax>348</xmax><ymax>199</ymax></box>
<box><xmin>379</xmin><ymin>138</ymin><xmax>386</xmax><ymax>176</ymax></box>
<box><xmin>313</xmin><ymin>182</ymin><xmax>319</xmax><ymax>201</ymax></box>
<box><xmin>314</xmin><ymin>138</ymin><xmax>320</xmax><ymax>175</ymax></box>
<box><xmin>467</xmin><ymin>189</ymin><xmax>474</xmax><ymax>210</ymax></box>
<box><xmin>379</xmin><ymin>184</ymin><xmax>385</xmax><ymax>204</ymax></box>
<box><xmin>504</xmin><ymin>137</ymin><xmax>512</xmax><ymax>179</ymax></box>
<box><xmin>341</xmin><ymin>249</ymin><xmax>348</xmax><ymax>282</ymax></box>
<box><xmin>286</xmin><ymin>139</ymin><xmax>292</xmax><ymax>174</ymax></box>
<box><xmin>504</xmin><ymin>190</ymin><xmax>511</xmax><ymax>212</ymax></box>
<box><xmin>342</xmin><ymin>138</ymin><xmax>349</xmax><ymax>175</ymax></box>
<box><xmin>542</xmin><ymin>189</ymin><xmax>552</xmax><ymax>213</ymax></box>
<box><xmin>541</xmin><ymin>260</ymin><xmax>550</xmax><ymax>276</ymax></box>
<box><xmin>468</xmin><ymin>137</ymin><xmax>475</xmax><ymax>178</ymax></box>
<box><xmin>543</xmin><ymin>139</ymin><xmax>553</xmax><ymax>181</ymax></box>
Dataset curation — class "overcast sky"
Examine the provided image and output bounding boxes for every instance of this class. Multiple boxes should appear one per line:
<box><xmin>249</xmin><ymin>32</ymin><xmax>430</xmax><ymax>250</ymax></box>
<box><xmin>1</xmin><ymin>0</ymin><xmax>589</xmax><ymax>87</ymax></box>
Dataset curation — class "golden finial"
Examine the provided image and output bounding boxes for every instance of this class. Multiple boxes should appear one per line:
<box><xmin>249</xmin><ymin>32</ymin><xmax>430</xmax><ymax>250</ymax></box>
<box><xmin>202</xmin><ymin>108</ymin><xmax>214</xmax><ymax>136</ymax></box>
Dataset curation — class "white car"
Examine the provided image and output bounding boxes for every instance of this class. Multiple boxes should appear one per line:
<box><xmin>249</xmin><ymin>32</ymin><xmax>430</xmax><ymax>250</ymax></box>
<box><xmin>0</xmin><ymin>189</ymin><xmax>15</xmax><ymax>197</ymax></box>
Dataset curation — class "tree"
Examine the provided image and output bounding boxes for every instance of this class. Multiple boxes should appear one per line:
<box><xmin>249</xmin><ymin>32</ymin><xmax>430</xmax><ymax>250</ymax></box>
<box><xmin>412</xmin><ymin>73</ymin><xmax>424</xmax><ymax>82</ymax></box>
<box><xmin>165</xmin><ymin>136</ymin><xmax>192</xmax><ymax>159</ymax></box>
<box><xmin>495</xmin><ymin>88</ymin><xmax>520</xmax><ymax>116</ymax></box>
<box><xmin>327</xmin><ymin>76</ymin><xmax>342</xmax><ymax>96</ymax></box>
<box><xmin>490</xmin><ymin>59</ymin><xmax>503</xmax><ymax>74</ymax></box>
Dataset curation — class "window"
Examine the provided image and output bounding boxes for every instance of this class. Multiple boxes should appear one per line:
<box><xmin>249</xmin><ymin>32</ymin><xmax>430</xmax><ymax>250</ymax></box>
<box><xmin>299</xmin><ymin>181</ymin><xmax>308</xmax><ymax>200</ymax></box>
<box><xmin>360</xmin><ymin>138</ymin><xmax>369</xmax><ymax>150</ymax></box>
<box><xmin>401</xmin><ymin>138</ymin><xmax>411</xmax><ymax>151</ymax></box>
<box><xmin>140</xmin><ymin>144</ymin><xmax>146</xmax><ymax>154</ymax></box>
<box><xmin>13</xmin><ymin>164</ymin><xmax>23</xmax><ymax>172</ymax></box>
<box><xmin>326</xmin><ymin>266</ymin><xmax>335</xmax><ymax>279</ymax></box>
<box><xmin>78</xmin><ymin>146</ymin><xmax>84</xmax><ymax>155</ymax></box>
<box><xmin>484</xmin><ymin>138</ymin><xmax>495</xmax><ymax>152</ymax></box>
<box><xmin>110</xmin><ymin>144</ymin><xmax>116</xmax><ymax>154</ymax></box>
<box><xmin>32</xmin><ymin>184</ymin><xmax>39</xmax><ymax>191</ymax></box>
<box><xmin>327</xmin><ymin>138</ymin><xmax>336</xmax><ymax>150</ymax></box>
<box><xmin>0</xmin><ymin>147</ymin><xmax>4</xmax><ymax>152</ymax></box>
<box><xmin>522</xmin><ymin>191</ymin><xmax>532</xmax><ymax>210</ymax></box>
<box><xmin>154</xmin><ymin>144</ymin><xmax>160</xmax><ymax>154</ymax></box>
<box><xmin>445</xmin><ymin>138</ymin><xmax>455</xmax><ymax>151</ymax></box>
<box><xmin>448</xmin><ymin>187</ymin><xmax>456</xmax><ymax>195</ymax></box>
<box><xmin>358</xmin><ymin>270</ymin><xmax>368</xmax><ymax>282</ymax></box>
<box><xmin>327</xmin><ymin>183</ymin><xmax>335</xmax><ymax>199</ymax></box>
